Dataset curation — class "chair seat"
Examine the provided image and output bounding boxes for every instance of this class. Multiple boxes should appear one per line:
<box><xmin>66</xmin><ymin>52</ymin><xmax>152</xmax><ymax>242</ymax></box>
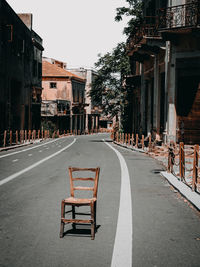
<box><xmin>63</xmin><ymin>197</ymin><xmax>97</xmax><ymax>205</ymax></box>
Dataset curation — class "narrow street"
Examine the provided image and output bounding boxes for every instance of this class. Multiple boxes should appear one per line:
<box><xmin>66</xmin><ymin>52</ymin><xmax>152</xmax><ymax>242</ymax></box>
<box><xmin>0</xmin><ymin>133</ymin><xmax>200</xmax><ymax>267</ymax></box>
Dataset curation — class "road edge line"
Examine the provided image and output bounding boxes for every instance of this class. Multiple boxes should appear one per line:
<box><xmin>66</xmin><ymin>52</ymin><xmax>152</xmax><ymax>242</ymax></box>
<box><xmin>0</xmin><ymin>138</ymin><xmax>76</xmax><ymax>186</ymax></box>
<box><xmin>103</xmin><ymin>139</ymin><xmax>132</xmax><ymax>267</ymax></box>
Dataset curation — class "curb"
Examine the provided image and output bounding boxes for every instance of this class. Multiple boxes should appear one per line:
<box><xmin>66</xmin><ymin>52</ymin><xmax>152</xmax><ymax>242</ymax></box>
<box><xmin>113</xmin><ymin>141</ymin><xmax>147</xmax><ymax>153</ymax></box>
<box><xmin>161</xmin><ymin>171</ymin><xmax>200</xmax><ymax>211</ymax></box>
<box><xmin>0</xmin><ymin>139</ymin><xmax>43</xmax><ymax>152</ymax></box>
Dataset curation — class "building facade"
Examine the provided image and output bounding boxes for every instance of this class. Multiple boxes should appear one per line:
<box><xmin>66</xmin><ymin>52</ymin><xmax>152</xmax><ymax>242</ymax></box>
<box><xmin>42</xmin><ymin>60</ymin><xmax>86</xmax><ymax>132</ymax></box>
<box><xmin>128</xmin><ymin>0</ymin><xmax>200</xmax><ymax>144</ymax></box>
<box><xmin>67</xmin><ymin>68</ymin><xmax>102</xmax><ymax>131</ymax></box>
<box><xmin>0</xmin><ymin>0</ymin><xmax>43</xmax><ymax>132</ymax></box>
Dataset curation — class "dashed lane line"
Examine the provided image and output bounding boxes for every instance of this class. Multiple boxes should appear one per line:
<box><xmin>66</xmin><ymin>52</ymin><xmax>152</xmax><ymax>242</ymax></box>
<box><xmin>103</xmin><ymin>139</ymin><xmax>132</xmax><ymax>267</ymax></box>
<box><xmin>0</xmin><ymin>138</ymin><xmax>76</xmax><ymax>186</ymax></box>
<box><xmin>0</xmin><ymin>137</ymin><xmax>70</xmax><ymax>159</ymax></box>
<box><xmin>12</xmin><ymin>159</ymin><xmax>19</xmax><ymax>162</ymax></box>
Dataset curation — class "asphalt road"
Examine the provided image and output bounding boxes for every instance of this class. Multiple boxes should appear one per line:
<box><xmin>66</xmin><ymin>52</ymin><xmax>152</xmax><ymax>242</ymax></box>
<box><xmin>0</xmin><ymin>133</ymin><xmax>200</xmax><ymax>267</ymax></box>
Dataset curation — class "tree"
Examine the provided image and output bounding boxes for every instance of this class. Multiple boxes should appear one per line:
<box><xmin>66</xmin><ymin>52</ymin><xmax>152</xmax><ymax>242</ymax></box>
<box><xmin>90</xmin><ymin>42</ymin><xmax>131</xmax><ymax>131</ymax></box>
<box><xmin>90</xmin><ymin>0</ymin><xmax>143</xmax><ymax>132</ymax></box>
<box><xmin>115</xmin><ymin>0</ymin><xmax>143</xmax><ymax>37</ymax></box>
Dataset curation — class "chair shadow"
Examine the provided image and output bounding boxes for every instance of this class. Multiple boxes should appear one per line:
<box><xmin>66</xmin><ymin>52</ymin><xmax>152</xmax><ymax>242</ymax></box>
<box><xmin>63</xmin><ymin>224</ymin><xmax>101</xmax><ymax>238</ymax></box>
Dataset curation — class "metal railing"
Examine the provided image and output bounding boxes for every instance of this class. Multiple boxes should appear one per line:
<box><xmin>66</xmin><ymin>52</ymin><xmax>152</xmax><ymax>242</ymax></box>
<box><xmin>127</xmin><ymin>17</ymin><xmax>161</xmax><ymax>49</ymax></box>
<box><xmin>158</xmin><ymin>2</ymin><xmax>200</xmax><ymax>30</ymax></box>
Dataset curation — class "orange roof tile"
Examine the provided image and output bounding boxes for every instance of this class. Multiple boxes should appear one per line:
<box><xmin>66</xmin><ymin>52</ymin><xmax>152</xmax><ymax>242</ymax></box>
<box><xmin>42</xmin><ymin>61</ymin><xmax>85</xmax><ymax>82</ymax></box>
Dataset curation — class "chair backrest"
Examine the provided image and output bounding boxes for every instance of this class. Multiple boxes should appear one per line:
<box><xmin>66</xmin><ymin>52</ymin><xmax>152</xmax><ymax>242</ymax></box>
<box><xmin>68</xmin><ymin>167</ymin><xmax>100</xmax><ymax>198</ymax></box>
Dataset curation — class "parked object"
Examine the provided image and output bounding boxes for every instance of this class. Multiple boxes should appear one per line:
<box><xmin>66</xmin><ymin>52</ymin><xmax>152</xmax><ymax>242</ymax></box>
<box><xmin>60</xmin><ymin>167</ymin><xmax>100</xmax><ymax>240</ymax></box>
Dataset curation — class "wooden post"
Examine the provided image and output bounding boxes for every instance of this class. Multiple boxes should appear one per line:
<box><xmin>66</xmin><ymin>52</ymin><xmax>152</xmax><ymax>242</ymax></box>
<box><xmin>16</xmin><ymin>130</ymin><xmax>18</xmax><ymax>145</ymax></box>
<box><xmin>3</xmin><ymin>130</ymin><xmax>7</xmax><ymax>147</ymax></box>
<box><xmin>25</xmin><ymin>130</ymin><xmax>27</xmax><ymax>143</ymax></box>
<box><xmin>128</xmin><ymin>134</ymin><xmax>130</xmax><ymax>146</ymax></box>
<box><xmin>132</xmin><ymin>133</ymin><xmax>134</xmax><ymax>147</ymax></box>
<box><xmin>149</xmin><ymin>134</ymin><xmax>152</xmax><ymax>152</ymax></box>
<box><xmin>20</xmin><ymin>130</ymin><xmax>22</xmax><ymax>144</ymax></box>
<box><xmin>192</xmin><ymin>144</ymin><xmax>199</xmax><ymax>191</ymax></box>
<box><xmin>136</xmin><ymin>134</ymin><xmax>138</xmax><ymax>148</ymax></box>
<box><xmin>142</xmin><ymin>135</ymin><xmax>144</xmax><ymax>150</ymax></box>
<box><xmin>10</xmin><ymin>130</ymin><xmax>12</xmax><ymax>146</ymax></box>
<box><xmin>38</xmin><ymin>130</ymin><xmax>40</xmax><ymax>140</ymax></box>
<box><xmin>179</xmin><ymin>142</ymin><xmax>185</xmax><ymax>180</ymax></box>
<box><xmin>122</xmin><ymin>133</ymin><xmax>124</xmax><ymax>144</ymax></box>
<box><xmin>28</xmin><ymin>130</ymin><xmax>31</xmax><ymax>142</ymax></box>
<box><xmin>168</xmin><ymin>145</ymin><xmax>172</xmax><ymax>173</ymax></box>
<box><xmin>22</xmin><ymin>130</ymin><xmax>25</xmax><ymax>143</ymax></box>
<box><xmin>125</xmin><ymin>133</ymin><xmax>127</xmax><ymax>145</ymax></box>
<box><xmin>117</xmin><ymin>132</ymin><xmax>119</xmax><ymax>143</ymax></box>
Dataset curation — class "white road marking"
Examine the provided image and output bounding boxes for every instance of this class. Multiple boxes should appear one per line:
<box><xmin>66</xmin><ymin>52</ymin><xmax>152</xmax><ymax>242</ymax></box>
<box><xmin>46</xmin><ymin>147</ymin><xmax>49</xmax><ymax>150</ymax></box>
<box><xmin>104</xmin><ymin>139</ymin><xmax>132</xmax><ymax>267</ymax></box>
<box><xmin>39</xmin><ymin>150</ymin><xmax>42</xmax><ymax>153</ymax></box>
<box><xmin>28</xmin><ymin>154</ymin><xmax>32</xmax><ymax>156</ymax></box>
<box><xmin>0</xmin><ymin>138</ymin><xmax>76</xmax><ymax>186</ymax></box>
<box><xmin>12</xmin><ymin>159</ymin><xmax>19</xmax><ymax>162</ymax></box>
<box><xmin>0</xmin><ymin>137</ymin><xmax>69</xmax><ymax>159</ymax></box>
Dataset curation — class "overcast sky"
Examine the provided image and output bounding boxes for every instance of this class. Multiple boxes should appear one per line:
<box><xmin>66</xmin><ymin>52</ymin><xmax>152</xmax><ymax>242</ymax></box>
<box><xmin>6</xmin><ymin>0</ymin><xmax>128</xmax><ymax>68</ymax></box>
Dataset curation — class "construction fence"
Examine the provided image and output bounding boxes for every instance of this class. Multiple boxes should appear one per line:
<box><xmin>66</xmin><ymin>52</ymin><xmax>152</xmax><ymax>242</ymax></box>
<box><xmin>112</xmin><ymin>132</ymin><xmax>200</xmax><ymax>194</ymax></box>
<box><xmin>0</xmin><ymin>128</ymin><xmax>112</xmax><ymax>148</ymax></box>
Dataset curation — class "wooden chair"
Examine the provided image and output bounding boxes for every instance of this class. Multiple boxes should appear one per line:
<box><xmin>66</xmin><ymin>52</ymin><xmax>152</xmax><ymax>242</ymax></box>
<box><xmin>60</xmin><ymin>167</ymin><xmax>100</xmax><ymax>240</ymax></box>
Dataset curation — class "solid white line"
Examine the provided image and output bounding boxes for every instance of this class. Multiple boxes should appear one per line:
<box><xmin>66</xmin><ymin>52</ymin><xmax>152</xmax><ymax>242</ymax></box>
<box><xmin>103</xmin><ymin>139</ymin><xmax>132</xmax><ymax>267</ymax></box>
<box><xmin>0</xmin><ymin>138</ymin><xmax>76</xmax><ymax>186</ymax></box>
<box><xmin>12</xmin><ymin>159</ymin><xmax>19</xmax><ymax>162</ymax></box>
<box><xmin>0</xmin><ymin>137</ymin><xmax>69</xmax><ymax>159</ymax></box>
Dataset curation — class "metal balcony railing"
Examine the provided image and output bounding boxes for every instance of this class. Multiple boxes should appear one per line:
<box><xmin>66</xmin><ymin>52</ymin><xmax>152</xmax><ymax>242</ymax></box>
<box><xmin>127</xmin><ymin>17</ymin><xmax>161</xmax><ymax>51</ymax></box>
<box><xmin>158</xmin><ymin>2</ymin><xmax>200</xmax><ymax>30</ymax></box>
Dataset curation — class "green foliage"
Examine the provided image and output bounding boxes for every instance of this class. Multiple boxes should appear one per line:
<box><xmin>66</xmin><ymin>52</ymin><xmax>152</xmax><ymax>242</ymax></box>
<box><xmin>115</xmin><ymin>0</ymin><xmax>143</xmax><ymax>36</ymax></box>
<box><xmin>90</xmin><ymin>42</ymin><xmax>131</xmax><ymax>122</ymax></box>
<box><xmin>90</xmin><ymin>1</ymin><xmax>143</xmax><ymax>131</ymax></box>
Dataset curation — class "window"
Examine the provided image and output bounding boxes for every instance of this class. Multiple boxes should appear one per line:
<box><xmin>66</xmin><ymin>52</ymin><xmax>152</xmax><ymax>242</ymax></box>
<box><xmin>50</xmin><ymin>82</ymin><xmax>57</xmax><ymax>89</ymax></box>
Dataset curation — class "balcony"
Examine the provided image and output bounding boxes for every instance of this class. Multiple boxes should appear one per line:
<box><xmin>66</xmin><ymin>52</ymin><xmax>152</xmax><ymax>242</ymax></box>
<box><xmin>127</xmin><ymin>17</ymin><xmax>161</xmax><ymax>53</ymax></box>
<box><xmin>158</xmin><ymin>2</ymin><xmax>200</xmax><ymax>31</ymax></box>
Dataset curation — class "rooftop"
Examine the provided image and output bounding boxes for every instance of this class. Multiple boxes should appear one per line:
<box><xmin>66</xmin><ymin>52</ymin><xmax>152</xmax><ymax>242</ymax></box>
<box><xmin>42</xmin><ymin>61</ymin><xmax>85</xmax><ymax>82</ymax></box>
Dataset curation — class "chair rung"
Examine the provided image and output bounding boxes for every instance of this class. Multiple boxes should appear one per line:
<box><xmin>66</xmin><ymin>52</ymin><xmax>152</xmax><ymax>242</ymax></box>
<box><xmin>74</xmin><ymin>186</ymin><xmax>94</xmax><ymax>191</ymax></box>
<box><xmin>72</xmin><ymin>178</ymin><xmax>95</xmax><ymax>181</ymax></box>
<box><xmin>61</xmin><ymin>218</ymin><xmax>93</xmax><ymax>224</ymax></box>
<box><xmin>71</xmin><ymin>167</ymin><xmax>98</xmax><ymax>172</ymax></box>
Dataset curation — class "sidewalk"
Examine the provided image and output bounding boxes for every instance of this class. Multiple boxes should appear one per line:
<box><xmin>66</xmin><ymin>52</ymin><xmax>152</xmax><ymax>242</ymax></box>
<box><xmin>0</xmin><ymin>139</ymin><xmax>41</xmax><ymax>152</ymax></box>
<box><xmin>114</xmin><ymin>141</ymin><xmax>200</xmax><ymax>211</ymax></box>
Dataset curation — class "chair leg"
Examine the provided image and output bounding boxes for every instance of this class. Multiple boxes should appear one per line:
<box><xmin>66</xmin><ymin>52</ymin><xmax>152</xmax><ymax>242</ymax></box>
<box><xmin>94</xmin><ymin>201</ymin><xmax>97</xmax><ymax>229</ymax></box>
<box><xmin>72</xmin><ymin>205</ymin><xmax>76</xmax><ymax>230</ymax></box>
<box><xmin>60</xmin><ymin>200</ymin><xmax>65</xmax><ymax>238</ymax></box>
<box><xmin>91</xmin><ymin>202</ymin><xmax>95</xmax><ymax>240</ymax></box>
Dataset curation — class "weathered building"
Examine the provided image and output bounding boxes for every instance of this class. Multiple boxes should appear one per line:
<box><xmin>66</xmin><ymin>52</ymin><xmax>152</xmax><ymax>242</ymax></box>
<box><xmin>128</xmin><ymin>0</ymin><xmax>200</xmax><ymax>144</ymax></box>
<box><xmin>0</xmin><ymin>0</ymin><xmax>43</xmax><ymax>132</ymax></box>
<box><xmin>42</xmin><ymin>60</ymin><xmax>86</xmax><ymax>132</ymax></box>
<box><xmin>67</xmin><ymin>68</ymin><xmax>101</xmax><ymax>131</ymax></box>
